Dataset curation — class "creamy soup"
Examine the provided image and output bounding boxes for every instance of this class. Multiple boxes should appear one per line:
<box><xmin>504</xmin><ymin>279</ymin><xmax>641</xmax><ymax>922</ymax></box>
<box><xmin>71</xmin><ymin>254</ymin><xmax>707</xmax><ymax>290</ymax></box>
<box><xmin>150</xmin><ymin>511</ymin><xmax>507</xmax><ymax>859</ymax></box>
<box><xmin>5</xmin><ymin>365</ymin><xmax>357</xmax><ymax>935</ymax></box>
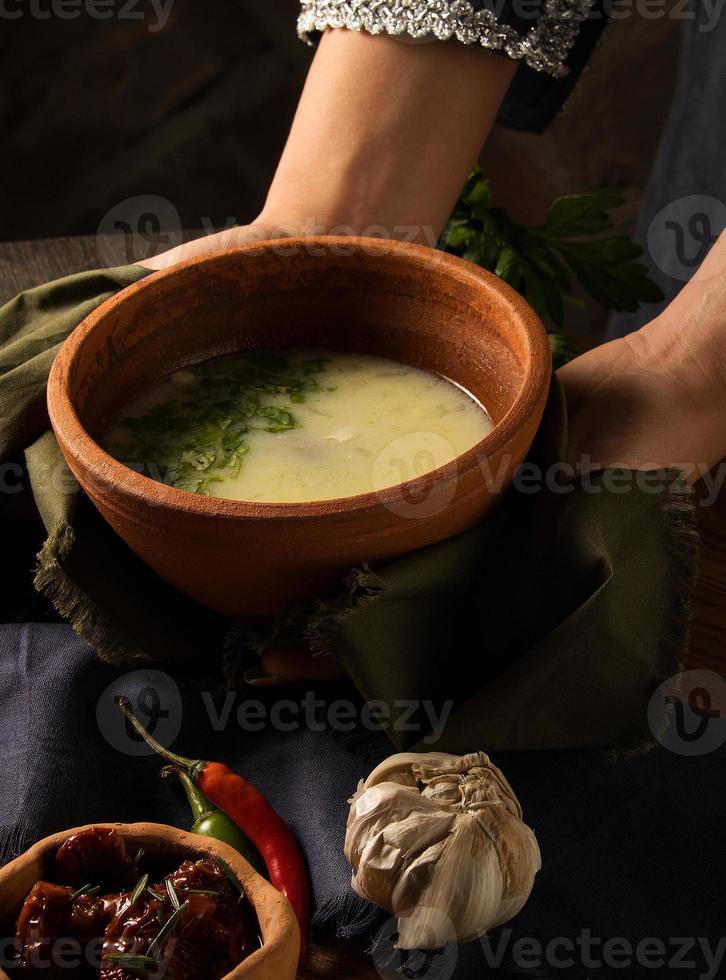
<box><xmin>104</xmin><ymin>350</ymin><xmax>492</xmax><ymax>503</ymax></box>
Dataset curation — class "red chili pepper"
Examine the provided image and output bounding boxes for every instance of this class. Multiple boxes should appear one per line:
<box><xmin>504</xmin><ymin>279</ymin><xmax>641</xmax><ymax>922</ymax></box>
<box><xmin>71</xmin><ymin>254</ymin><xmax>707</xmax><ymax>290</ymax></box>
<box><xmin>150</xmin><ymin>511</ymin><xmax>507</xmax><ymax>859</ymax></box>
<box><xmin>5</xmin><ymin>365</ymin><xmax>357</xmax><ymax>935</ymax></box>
<box><xmin>116</xmin><ymin>697</ymin><xmax>309</xmax><ymax>962</ymax></box>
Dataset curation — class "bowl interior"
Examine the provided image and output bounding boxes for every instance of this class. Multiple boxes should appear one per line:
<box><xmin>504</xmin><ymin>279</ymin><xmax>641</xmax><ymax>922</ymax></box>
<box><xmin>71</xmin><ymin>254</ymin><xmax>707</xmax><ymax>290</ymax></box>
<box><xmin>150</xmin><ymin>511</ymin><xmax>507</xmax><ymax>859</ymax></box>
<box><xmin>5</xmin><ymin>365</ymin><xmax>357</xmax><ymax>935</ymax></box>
<box><xmin>68</xmin><ymin>241</ymin><xmax>536</xmax><ymax>457</ymax></box>
<box><xmin>0</xmin><ymin>825</ymin><xmax>256</xmax><ymax>928</ymax></box>
<box><xmin>0</xmin><ymin>824</ymin><xmax>299</xmax><ymax>980</ymax></box>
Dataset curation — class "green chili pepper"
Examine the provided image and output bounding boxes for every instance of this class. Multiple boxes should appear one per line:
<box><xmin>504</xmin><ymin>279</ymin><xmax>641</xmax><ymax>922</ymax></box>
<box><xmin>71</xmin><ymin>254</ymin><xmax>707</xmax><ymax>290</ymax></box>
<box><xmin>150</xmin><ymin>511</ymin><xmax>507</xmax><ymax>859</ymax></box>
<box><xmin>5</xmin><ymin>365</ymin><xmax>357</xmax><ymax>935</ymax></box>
<box><xmin>173</xmin><ymin>769</ymin><xmax>266</xmax><ymax>878</ymax></box>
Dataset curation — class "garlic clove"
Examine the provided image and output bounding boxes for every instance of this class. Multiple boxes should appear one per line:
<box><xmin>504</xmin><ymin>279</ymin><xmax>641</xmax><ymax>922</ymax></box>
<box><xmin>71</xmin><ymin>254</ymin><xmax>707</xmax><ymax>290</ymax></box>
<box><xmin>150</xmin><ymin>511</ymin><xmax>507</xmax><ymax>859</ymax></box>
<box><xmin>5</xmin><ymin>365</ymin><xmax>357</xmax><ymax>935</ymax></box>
<box><xmin>394</xmin><ymin>816</ymin><xmax>505</xmax><ymax>948</ymax></box>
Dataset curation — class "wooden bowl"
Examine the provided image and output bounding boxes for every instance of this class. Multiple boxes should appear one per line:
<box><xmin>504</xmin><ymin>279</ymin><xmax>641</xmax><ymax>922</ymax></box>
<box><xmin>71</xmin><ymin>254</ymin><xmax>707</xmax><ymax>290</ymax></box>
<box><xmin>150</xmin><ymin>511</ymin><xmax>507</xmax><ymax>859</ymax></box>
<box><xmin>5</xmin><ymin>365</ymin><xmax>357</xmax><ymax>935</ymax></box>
<box><xmin>47</xmin><ymin>237</ymin><xmax>550</xmax><ymax>618</ymax></box>
<box><xmin>0</xmin><ymin>822</ymin><xmax>299</xmax><ymax>980</ymax></box>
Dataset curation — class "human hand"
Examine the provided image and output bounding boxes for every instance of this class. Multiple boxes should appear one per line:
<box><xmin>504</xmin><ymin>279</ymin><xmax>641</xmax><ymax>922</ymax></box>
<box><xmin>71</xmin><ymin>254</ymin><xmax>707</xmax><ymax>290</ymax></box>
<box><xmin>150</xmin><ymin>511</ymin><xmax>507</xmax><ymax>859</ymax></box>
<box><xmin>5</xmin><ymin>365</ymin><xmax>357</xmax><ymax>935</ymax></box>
<box><xmin>559</xmin><ymin>231</ymin><xmax>726</xmax><ymax>483</ymax></box>
<box><xmin>138</xmin><ymin>219</ymin><xmax>296</xmax><ymax>271</ymax></box>
<box><xmin>557</xmin><ymin>331</ymin><xmax>713</xmax><ymax>481</ymax></box>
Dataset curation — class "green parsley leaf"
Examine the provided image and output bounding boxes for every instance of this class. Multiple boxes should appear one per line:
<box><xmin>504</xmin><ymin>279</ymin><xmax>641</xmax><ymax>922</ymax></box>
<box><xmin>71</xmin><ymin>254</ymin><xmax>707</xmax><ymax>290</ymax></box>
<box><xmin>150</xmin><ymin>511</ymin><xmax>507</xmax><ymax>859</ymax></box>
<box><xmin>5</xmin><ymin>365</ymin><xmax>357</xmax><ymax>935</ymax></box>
<box><xmin>442</xmin><ymin>166</ymin><xmax>664</xmax><ymax>359</ymax></box>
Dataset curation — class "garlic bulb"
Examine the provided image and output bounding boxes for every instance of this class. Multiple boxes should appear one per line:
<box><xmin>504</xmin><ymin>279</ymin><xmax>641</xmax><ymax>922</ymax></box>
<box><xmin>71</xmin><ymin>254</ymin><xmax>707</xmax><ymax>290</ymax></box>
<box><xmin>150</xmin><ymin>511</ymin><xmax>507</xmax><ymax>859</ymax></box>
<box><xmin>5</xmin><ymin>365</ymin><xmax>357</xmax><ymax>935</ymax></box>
<box><xmin>344</xmin><ymin>751</ymin><xmax>541</xmax><ymax>949</ymax></box>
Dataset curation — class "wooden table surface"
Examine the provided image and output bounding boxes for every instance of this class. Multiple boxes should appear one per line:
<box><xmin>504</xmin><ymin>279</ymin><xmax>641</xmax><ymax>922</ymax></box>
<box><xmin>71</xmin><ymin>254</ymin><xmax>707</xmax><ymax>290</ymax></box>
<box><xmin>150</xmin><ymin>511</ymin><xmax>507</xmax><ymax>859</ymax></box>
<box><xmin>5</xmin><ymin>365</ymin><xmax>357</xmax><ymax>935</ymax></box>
<box><xmin>2</xmin><ymin>235</ymin><xmax>724</xmax><ymax>980</ymax></box>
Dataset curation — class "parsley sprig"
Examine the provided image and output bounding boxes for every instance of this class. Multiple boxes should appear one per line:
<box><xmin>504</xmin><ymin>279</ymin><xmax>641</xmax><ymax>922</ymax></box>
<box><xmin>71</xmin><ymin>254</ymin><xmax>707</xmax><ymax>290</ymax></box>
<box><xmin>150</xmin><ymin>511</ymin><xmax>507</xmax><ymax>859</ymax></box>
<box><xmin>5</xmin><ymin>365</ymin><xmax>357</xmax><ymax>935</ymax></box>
<box><xmin>109</xmin><ymin>350</ymin><xmax>331</xmax><ymax>496</ymax></box>
<box><xmin>442</xmin><ymin>167</ymin><xmax>663</xmax><ymax>367</ymax></box>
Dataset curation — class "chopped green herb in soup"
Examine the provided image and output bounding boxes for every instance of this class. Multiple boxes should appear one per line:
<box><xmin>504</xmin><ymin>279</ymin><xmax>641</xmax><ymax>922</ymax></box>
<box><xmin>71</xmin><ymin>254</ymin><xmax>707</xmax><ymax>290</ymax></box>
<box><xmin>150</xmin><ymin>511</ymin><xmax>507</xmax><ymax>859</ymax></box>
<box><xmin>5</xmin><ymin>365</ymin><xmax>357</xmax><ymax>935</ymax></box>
<box><xmin>104</xmin><ymin>350</ymin><xmax>492</xmax><ymax>503</ymax></box>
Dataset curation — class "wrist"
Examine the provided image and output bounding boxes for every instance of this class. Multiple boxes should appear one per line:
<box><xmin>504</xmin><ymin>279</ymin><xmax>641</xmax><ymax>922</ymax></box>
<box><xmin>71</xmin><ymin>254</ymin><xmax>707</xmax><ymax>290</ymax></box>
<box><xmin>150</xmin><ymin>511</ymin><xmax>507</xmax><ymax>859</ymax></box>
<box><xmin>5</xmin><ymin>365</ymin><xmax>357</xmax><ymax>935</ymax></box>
<box><xmin>258</xmin><ymin>186</ymin><xmax>436</xmax><ymax>245</ymax></box>
<box><xmin>643</xmin><ymin>231</ymin><xmax>726</xmax><ymax>416</ymax></box>
<box><xmin>639</xmin><ymin>310</ymin><xmax>726</xmax><ymax>472</ymax></box>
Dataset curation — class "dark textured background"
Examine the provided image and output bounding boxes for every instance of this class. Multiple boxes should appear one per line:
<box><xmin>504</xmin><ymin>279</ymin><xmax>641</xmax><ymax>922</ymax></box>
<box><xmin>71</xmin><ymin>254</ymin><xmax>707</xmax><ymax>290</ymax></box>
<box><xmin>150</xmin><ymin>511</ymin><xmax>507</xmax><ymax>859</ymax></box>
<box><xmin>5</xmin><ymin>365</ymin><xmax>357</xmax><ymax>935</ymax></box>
<box><xmin>2</xmin><ymin>0</ymin><xmax>681</xmax><ymax>245</ymax></box>
<box><xmin>0</xmin><ymin>0</ymin><xmax>309</xmax><ymax>240</ymax></box>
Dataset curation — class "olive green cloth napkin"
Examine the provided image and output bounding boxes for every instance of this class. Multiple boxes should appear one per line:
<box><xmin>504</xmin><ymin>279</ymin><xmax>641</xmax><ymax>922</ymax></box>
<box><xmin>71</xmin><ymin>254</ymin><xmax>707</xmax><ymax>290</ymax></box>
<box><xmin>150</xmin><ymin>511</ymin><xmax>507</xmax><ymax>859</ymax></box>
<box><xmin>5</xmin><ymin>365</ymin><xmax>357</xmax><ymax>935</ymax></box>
<box><xmin>0</xmin><ymin>267</ymin><xmax>699</xmax><ymax>752</ymax></box>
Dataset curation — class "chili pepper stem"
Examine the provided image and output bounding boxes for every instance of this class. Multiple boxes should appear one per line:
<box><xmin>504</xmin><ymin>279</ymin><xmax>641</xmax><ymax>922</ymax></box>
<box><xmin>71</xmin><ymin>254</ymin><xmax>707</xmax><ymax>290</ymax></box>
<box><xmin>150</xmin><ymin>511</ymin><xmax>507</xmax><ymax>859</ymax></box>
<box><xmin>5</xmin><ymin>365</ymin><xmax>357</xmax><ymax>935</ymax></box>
<box><xmin>168</xmin><ymin>768</ymin><xmax>215</xmax><ymax>823</ymax></box>
<box><xmin>115</xmin><ymin>696</ymin><xmax>205</xmax><ymax>779</ymax></box>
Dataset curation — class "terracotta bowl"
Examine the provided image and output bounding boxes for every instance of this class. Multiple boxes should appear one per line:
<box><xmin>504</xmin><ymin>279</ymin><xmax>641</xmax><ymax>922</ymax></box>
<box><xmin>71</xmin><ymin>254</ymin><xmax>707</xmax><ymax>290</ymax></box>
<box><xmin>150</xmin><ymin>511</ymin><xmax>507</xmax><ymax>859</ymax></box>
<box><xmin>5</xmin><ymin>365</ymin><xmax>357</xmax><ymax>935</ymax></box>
<box><xmin>48</xmin><ymin>237</ymin><xmax>551</xmax><ymax>619</ymax></box>
<box><xmin>0</xmin><ymin>822</ymin><xmax>299</xmax><ymax>980</ymax></box>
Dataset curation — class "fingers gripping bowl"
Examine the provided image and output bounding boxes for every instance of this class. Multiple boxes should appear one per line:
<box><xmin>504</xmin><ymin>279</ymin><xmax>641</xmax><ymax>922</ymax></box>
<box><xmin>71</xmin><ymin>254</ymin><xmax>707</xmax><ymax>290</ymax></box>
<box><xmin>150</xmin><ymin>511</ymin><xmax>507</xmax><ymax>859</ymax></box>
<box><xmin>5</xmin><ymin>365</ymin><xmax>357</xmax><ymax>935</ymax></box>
<box><xmin>47</xmin><ymin>238</ymin><xmax>551</xmax><ymax>619</ymax></box>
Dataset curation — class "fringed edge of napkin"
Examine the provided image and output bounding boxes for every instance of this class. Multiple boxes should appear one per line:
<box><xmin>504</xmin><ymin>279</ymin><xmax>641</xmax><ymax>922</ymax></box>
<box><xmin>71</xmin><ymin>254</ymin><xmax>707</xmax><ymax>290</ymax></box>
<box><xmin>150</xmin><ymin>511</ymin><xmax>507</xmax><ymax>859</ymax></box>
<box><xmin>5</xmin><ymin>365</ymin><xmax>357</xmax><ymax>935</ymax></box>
<box><xmin>305</xmin><ymin>567</ymin><xmax>385</xmax><ymax>658</ymax></box>
<box><xmin>661</xmin><ymin>474</ymin><xmax>701</xmax><ymax>650</ymax></box>
<box><xmin>34</xmin><ymin>520</ymin><xmax>153</xmax><ymax>666</ymax></box>
<box><xmin>311</xmin><ymin>894</ymin><xmax>385</xmax><ymax>944</ymax></box>
<box><xmin>221</xmin><ymin>569</ymin><xmax>384</xmax><ymax>681</ymax></box>
<box><xmin>615</xmin><ymin>472</ymin><xmax>701</xmax><ymax>755</ymax></box>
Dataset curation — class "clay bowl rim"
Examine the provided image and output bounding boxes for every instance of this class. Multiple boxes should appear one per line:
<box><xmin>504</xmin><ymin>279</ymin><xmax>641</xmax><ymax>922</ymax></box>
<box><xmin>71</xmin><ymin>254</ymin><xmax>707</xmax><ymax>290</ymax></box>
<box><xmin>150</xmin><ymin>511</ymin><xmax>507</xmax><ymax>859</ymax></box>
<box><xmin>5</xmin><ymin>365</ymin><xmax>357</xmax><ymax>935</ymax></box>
<box><xmin>48</xmin><ymin>236</ymin><xmax>551</xmax><ymax>520</ymax></box>
<box><xmin>0</xmin><ymin>821</ymin><xmax>300</xmax><ymax>980</ymax></box>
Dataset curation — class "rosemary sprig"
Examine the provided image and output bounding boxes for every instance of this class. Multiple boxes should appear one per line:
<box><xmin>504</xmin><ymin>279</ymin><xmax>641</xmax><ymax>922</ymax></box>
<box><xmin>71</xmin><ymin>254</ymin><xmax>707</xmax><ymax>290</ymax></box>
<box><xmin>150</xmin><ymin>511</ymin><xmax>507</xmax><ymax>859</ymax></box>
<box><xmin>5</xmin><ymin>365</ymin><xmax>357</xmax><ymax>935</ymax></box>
<box><xmin>129</xmin><ymin>873</ymin><xmax>150</xmax><ymax>907</ymax></box>
<box><xmin>165</xmin><ymin>878</ymin><xmax>180</xmax><ymax>910</ymax></box>
<box><xmin>178</xmin><ymin>888</ymin><xmax>221</xmax><ymax>896</ymax></box>
<box><xmin>214</xmin><ymin>856</ymin><xmax>244</xmax><ymax>903</ymax></box>
<box><xmin>133</xmin><ymin>847</ymin><xmax>145</xmax><ymax>864</ymax></box>
<box><xmin>104</xmin><ymin>954</ymin><xmax>157</xmax><ymax>977</ymax></box>
<box><xmin>147</xmin><ymin>887</ymin><xmax>165</xmax><ymax>902</ymax></box>
<box><xmin>68</xmin><ymin>883</ymin><xmax>100</xmax><ymax>901</ymax></box>
<box><xmin>104</xmin><ymin>894</ymin><xmax>190</xmax><ymax>974</ymax></box>
<box><xmin>147</xmin><ymin>900</ymin><xmax>188</xmax><ymax>959</ymax></box>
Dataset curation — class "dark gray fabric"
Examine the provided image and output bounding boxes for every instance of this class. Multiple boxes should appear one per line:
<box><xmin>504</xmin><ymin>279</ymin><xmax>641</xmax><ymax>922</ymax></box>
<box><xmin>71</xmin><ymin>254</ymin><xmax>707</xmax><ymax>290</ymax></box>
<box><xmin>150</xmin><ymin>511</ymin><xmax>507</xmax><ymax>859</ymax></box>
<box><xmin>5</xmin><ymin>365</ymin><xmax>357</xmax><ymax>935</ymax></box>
<box><xmin>609</xmin><ymin>6</ymin><xmax>726</xmax><ymax>337</ymax></box>
<box><xmin>2</xmin><ymin>623</ymin><xmax>726</xmax><ymax>979</ymax></box>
